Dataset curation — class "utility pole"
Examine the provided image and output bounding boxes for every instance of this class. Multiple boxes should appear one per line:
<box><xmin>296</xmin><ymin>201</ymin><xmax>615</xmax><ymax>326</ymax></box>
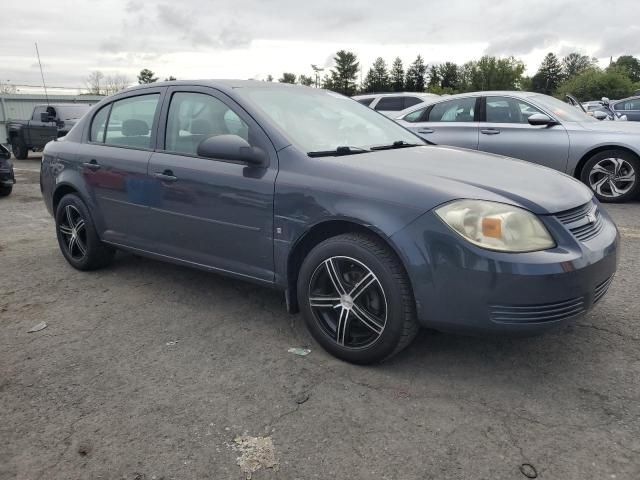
<box><xmin>311</xmin><ymin>64</ymin><xmax>324</xmax><ymax>88</ymax></box>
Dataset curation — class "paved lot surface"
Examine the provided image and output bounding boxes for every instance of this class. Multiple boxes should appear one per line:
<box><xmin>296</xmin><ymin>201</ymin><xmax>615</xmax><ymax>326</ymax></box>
<box><xmin>1</xmin><ymin>154</ymin><xmax>639</xmax><ymax>480</ymax></box>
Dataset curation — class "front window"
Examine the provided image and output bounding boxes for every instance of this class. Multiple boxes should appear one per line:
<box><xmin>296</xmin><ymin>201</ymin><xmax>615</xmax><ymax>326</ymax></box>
<box><xmin>236</xmin><ymin>88</ymin><xmax>421</xmax><ymax>153</ymax></box>
<box><xmin>485</xmin><ymin>96</ymin><xmax>543</xmax><ymax>124</ymax></box>
<box><xmin>55</xmin><ymin>105</ymin><xmax>91</xmax><ymax>120</ymax></box>
<box><xmin>531</xmin><ymin>94</ymin><xmax>596</xmax><ymax>122</ymax></box>
<box><xmin>165</xmin><ymin>92</ymin><xmax>250</xmax><ymax>155</ymax></box>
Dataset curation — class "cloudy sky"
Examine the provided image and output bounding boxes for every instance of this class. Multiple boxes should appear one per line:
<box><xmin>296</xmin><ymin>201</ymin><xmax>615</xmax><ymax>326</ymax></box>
<box><xmin>2</xmin><ymin>0</ymin><xmax>639</xmax><ymax>93</ymax></box>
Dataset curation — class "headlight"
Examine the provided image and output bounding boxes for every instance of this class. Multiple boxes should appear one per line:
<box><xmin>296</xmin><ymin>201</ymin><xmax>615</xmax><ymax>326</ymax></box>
<box><xmin>435</xmin><ymin>200</ymin><xmax>555</xmax><ymax>252</ymax></box>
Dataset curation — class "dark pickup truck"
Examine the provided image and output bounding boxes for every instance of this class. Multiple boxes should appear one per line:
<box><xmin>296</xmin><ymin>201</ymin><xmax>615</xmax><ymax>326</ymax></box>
<box><xmin>6</xmin><ymin>103</ymin><xmax>92</xmax><ymax>159</ymax></box>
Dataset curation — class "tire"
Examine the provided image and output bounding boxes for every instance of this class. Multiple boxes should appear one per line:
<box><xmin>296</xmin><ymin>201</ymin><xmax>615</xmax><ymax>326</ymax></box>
<box><xmin>11</xmin><ymin>139</ymin><xmax>28</xmax><ymax>160</ymax></box>
<box><xmin>55</xmin><ymin>193</ymin><xmax>115</xmax><ymax>270</ymax></box>
<box><xmin>580</xmin><ymin>149</ymin><xmax>640</xmax><ymax>203</ymax></box>
<box><xmin>0</xmin><ymin>186</ymin><xmax>12</xmax><ymax>197</ymax></box>
<box><xmin>297</xmin><ymin>233</ymin><xmax>418</xmax><ymax>364</ymax></box>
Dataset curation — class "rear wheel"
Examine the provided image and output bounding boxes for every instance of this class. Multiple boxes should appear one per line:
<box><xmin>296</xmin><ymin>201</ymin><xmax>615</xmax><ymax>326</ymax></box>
<box><xmin>55</xmin><ymin>193</ymin><xmax>115</xmax><ymax>270</ymax></box>
<box><xmin>297</xmin><ymin>233</ymin><xmax>418</xmax><ymax>364</ymax></box>
<box><xmin>0</xmin><ymin>186</ymin><xmax>12</xmax><ymax>197</ymax></box>
<box><xmin>580</xmin><ymin>150</ymin><xmax>640</xmax><ymax>203</ymax></box>
<box><xmin>11</xmin><ymin>139</ymin><xmax>28</xmax><ymax>160</ymax></box>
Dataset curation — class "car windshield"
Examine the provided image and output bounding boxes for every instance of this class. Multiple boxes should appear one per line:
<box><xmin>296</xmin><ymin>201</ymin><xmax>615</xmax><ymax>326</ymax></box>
<box><xmin>56</xmin><ymin>105</ymin><xmax>91</xmax><ymax>120</ymax></box>
<box><xmin>236</xmin><ymin>87</ymin><xmax>422</xmax><ymax>153</ymax></box>
<box><xmin>531</xmin><ymin>95</ymin><xmax>597</xmax><ymax>122</ymax></box>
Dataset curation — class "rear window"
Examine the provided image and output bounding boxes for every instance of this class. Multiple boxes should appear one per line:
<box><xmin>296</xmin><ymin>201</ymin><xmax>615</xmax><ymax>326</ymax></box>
<box><xmin>374</xmin><ymin>97</ymin><xmax>405</xmax><ymax>111</ymax></box>
<box><xmin>403</xmin><ymin>97</ymin><xmax>423</xmax><ymax>109</ymax></box>
<box><xmin>356</xmin><ymin>98</ymin><xmax>374</xmax><ymax>107</ymax></box>
<box><xmin>104</xmin><ymin>94</ymin><xmax>160</xmax><ymax>149</ymax></box>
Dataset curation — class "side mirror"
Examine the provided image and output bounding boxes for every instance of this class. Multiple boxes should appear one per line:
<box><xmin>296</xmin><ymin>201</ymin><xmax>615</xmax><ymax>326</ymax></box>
<box><xmin>40</xmin><ymin>112</ymin><xmax>53</xmax><ymax>122</ymax></box>
<box><xmin>0</xmin><ymin>144</ymin><xmax>11</xmax><ymax>160</ymax></box>
<box><xmin>593</xmin><ymin>110</ymin><xmax>608</xmax><ymax>121</ymax></box>
<box><xmin>528</xmin><ymin>113</ymin><xmax>556</xmax><ymax>126</ymax></box>
<box><xmin>197</xmin><ymin>134</ymin><xmax>267</xmax><ymax>167</ymax></box>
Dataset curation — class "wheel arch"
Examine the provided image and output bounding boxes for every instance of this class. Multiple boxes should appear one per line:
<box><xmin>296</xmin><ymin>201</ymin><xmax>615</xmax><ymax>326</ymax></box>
<box><xmin>573</xmin><ymin>145</ymin><xmax>640</xmax><ymax>180</ymax></box>
<box><xmin>285</xmin><ymin>219</ymin><xmax>412</xmax><ymax>313</ymax></box>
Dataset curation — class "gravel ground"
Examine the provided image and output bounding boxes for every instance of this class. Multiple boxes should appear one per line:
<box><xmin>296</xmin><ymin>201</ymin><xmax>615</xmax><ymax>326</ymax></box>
<box><xmin>1</xmin><ymin>155</ymin><xmax>639</xmax><ymax>480</ymax></box>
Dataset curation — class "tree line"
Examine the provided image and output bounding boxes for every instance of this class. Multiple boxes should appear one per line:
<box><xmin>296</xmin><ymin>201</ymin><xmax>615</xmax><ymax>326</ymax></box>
<box><xmin>275</xmin><ymin>50</ymin><xmax>640</xmax><ymax>101</ymax></box>
<box><xmin>82</xmin><ymin>52</ymin><xmax>640</xmax><ymax>101</ymax></box>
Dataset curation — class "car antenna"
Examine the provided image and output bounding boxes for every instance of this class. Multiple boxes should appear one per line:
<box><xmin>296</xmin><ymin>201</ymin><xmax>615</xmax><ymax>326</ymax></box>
<box><xmin>35</xmin><ymin>42</ymin><xmax>50</xmax><ymax>106</ymax></box>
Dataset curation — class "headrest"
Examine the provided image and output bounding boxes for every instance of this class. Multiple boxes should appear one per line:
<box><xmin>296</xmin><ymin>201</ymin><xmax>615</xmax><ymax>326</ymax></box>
<box><xmin>122</xmin><ymin>119</ymin><xmax>149</xmax><ymax>137</ymax></box>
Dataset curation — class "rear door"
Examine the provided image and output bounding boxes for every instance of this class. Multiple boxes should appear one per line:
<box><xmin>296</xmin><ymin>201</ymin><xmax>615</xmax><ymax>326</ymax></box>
<box><xmin>399</xmin><ymin>96</ymin><xmax>480</xmax><ymax>149</ymax></box>
<box><xmin>477</xmin><ymin>95</ymin><xmax>570</xmax><ymax>172</ymax></box>
<box><xmin>146</xmin><ymin>86</ymin><xmax>277</xmax><ymax>282</ymax></box>
<box><xmin>78</xmin><ymin>89</ymin><xmax>164</xmax><ymax>249</ymax></box>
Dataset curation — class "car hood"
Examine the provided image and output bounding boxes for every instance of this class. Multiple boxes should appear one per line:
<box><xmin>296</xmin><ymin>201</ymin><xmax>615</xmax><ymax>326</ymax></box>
<box><xmin>336</xmin><ymin>146</ymin><xmax>592</xmax><ymax>215</ymax></box>
<box><xmin>576</xmin><ymin>120</ymin><xmax>640</xmax><ymax>134</ymax></box>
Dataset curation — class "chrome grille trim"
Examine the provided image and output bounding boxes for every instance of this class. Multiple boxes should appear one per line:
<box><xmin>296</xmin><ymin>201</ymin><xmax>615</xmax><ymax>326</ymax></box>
<box><xmin>555</xmin><ymin>201</ymin><xmax>604</xmax><ymax>242</ymax></box>
<box><xmin>490</xmin><ymin>297</ymin><xmax>586</xmax><ymax>324</ymax></box>
<box><xmin>594</xmin><ymin>276</ymin><xmax>614</xmax><ymax>304</ymax></box>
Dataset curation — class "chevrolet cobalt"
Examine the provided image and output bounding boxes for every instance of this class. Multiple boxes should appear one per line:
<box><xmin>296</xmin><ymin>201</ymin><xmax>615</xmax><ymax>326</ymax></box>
<box><xmin>41</xmin><ymin>81</ymin><xmax>618</xmax><ymax>364</ymax></box>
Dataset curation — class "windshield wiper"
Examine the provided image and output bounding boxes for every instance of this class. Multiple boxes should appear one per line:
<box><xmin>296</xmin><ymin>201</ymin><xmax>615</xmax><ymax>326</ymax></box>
<box><xmin>370</xmin><ymin>140</ymin><xmax>422</xmax><ymax>151</ymax></box>
<box><xmin>307</xmin><ymin>146</ymin><xmax>370</xmax><ymax>158</ymax></box>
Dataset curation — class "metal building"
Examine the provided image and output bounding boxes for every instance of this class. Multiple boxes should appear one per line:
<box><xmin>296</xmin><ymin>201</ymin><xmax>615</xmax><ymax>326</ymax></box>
<box><xmin>0</xmin><ymin>93</ymin><xmax>103</xmax><ymax>145</ymax></box>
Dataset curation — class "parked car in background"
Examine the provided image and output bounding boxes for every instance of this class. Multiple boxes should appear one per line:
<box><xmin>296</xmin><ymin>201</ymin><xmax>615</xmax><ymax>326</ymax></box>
<box><xmin>352</xmin><ymin>92</ymin><xmax>438</xmax><ymax>117</ymax></box>
<box><xmin>0</xmin><ymin>143</ymin><xmax>15</xmax><ymax>196</ymax></box>
<box><xmin>396</xmin><ymin>91</ymin><xmax>640</xmax><ymax>202</ymax></box>
<box><xmin>7</xmin><ymin>103</ymin><xmax>92</xmax><ymax>159</ymax></box>
<box><xmin>610</xmin><ymin>96</ymin><xmax>640</xmax><ymax>121</ymax></box>
<box><xmin>41</xmin><ymin>81</ymin><xmax>618</xmax><ymax>364</ymax></box>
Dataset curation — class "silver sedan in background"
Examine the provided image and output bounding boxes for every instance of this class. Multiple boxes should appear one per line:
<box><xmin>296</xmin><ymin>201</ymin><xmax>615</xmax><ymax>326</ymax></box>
<box><xmin>396</xmin><ymin>91</ymin><xmax>640</xmax><ymax>202</ymax></box>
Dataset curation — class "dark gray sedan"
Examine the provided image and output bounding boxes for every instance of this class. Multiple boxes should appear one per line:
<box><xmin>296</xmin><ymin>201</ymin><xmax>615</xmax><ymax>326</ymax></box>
<box><xmin>41</xmin><ymin>81</ymin><xmax>618</xmax><ymax>364</ymax></box>
<box><xmin>396</xmin><ymin>91</ymin><xmax>640</xmax><ymax>203</ymax></box>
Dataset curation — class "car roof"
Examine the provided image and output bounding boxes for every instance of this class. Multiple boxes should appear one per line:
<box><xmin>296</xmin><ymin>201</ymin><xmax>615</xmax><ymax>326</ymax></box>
<box><xmin>353</xmin><ymin>92</ymin><xmax>438</xmax><ymax>99</ymax></box>
<box><xmin>35</xmin><ymin>103</ymin><xmax>93</xmax><ymax>107</ymax></box>
<box><xmin>611</xmin><ymin>95</ymin><xmax>640</xmax><ymax>104</ymax></box>
<box><xmin>118</xmin><ymin>79</ymin><xmax>309</xmax><ymax>96</ymax></box>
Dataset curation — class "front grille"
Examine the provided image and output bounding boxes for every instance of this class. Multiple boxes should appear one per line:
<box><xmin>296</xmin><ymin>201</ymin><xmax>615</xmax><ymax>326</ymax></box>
<box><xmin>490</xmin><ymin>297</ymin><xmax>586</xmax><ymax>324</ymax></box>
<box><xmin>594</xmin><ymin>276</ymin><xmax>614</xmax><ymax>304</ymax></box>
<box><xmin>555</xmin><ymin>201</ymin><xmax>604</xmax><ymax>242</ymax></box>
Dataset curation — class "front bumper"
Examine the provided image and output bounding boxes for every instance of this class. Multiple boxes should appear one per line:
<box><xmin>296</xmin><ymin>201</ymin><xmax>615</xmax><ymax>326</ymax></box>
<box><xmin>0</xmin><ymin>164</ymin><xmax>15</xmax><ymax>187</ymax></box>
<box><xmin>392</xmin><ymin>202</ymin><xmax>619</xmax><ymax>336</ymax></box>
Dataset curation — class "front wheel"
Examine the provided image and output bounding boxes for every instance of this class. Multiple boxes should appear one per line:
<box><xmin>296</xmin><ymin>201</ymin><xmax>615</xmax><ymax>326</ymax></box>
<box><xmin>580</xmin><ymin>150</ymin><xmax>640</xmax><ymax>203</ymax></box>
<box><xmin>55</xmin><ymin>193</ymin><xmax>115</xmax><ymax>270</ymax></box>
<box><xmin>297</xmin><ymin>233</ymin><xmax>418</xmax><ymax>364</ymax></box>
<box><xmin>0</xmin><ymin>186</ymin><xmax>12</xmax><ymax>197</ymax></box>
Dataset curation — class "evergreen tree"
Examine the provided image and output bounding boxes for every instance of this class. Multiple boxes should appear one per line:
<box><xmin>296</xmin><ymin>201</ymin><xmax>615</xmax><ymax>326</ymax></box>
<box><xmin>531</xmin><ymin>53</ymin><xmax>564</xmax><ymax>94</ymax></box>
<box><xmin>363</xmin><ymin>57</ymin><xmax>389</xmax><ymax>92</ymax></box>
<box><xmin>298</xmin><ymin>74</ymin><xmax>314</xmax><ymax>86</ymax></box>
<box><xmin>266</xmin><ymin>75</ymin><xmax>274</xmax><ymax>82</ymax></box>
<box><xmin>278</xmin><ymin>73</ymin><xmax>297</xmax><ymax>84</ymax></box>
<box><xmin>439</xmin><ymin>62</ymin><xmax>460</xmax><ymax>90</ymax></box>
<box><xmin>390</xmin><ymin>57</ymin><xmax>405</xmax><ymax>92</ymax></box>
<box><xmin>328</xmin><ymin>50</ymin><xmax>360</xmax><ymax>96</ymax></box>
<box><xmin>405</xmin><ymin>55</ymin><xmax>427</xmax><ymax>92</ymax></box>
<box><xmin>137</xmin><ymin>68</ymin><xmax>158</xmax><ymax>84</ymax></box>
<box><xmin>427</xmin><ymin>65</ymin><xmax>441</xmax><ymax>89</ymax></box>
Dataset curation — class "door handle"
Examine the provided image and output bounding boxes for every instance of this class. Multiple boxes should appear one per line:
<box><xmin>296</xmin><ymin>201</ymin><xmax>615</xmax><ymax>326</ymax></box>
<box><xmin>418</xmin><ymin>128</ymin><xmax>434</xmax><ymax>134</ymax></box>
<box><xmin>480</xmin><ymin>128</ymin><xmax>501</xmax><ymax>135</ymax></box>
<box><xmin>82</xmin><ymin>159</ymin><xmax>101</xmax><ymax>171</ymax></box>
<box><xmin>154</xmin><ymin>170</ymin><xmax>178</xmax><ymax>182</ymax></box>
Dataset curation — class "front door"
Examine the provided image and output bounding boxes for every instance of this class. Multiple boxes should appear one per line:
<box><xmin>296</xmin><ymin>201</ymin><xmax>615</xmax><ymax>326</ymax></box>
<box><xmin>477</xmin><ymin>95</ymin><xmax>570</xmax><ymax>172</ymax></box>
<box><xmin>400</xmin><ymin>96</ymin><xmax>480</xmax><ymax>150</ymax></box>
<box><xmin>147</xmin><ymin>87</ymin><xmax>276</xmax><ymax>282</ymax></box>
